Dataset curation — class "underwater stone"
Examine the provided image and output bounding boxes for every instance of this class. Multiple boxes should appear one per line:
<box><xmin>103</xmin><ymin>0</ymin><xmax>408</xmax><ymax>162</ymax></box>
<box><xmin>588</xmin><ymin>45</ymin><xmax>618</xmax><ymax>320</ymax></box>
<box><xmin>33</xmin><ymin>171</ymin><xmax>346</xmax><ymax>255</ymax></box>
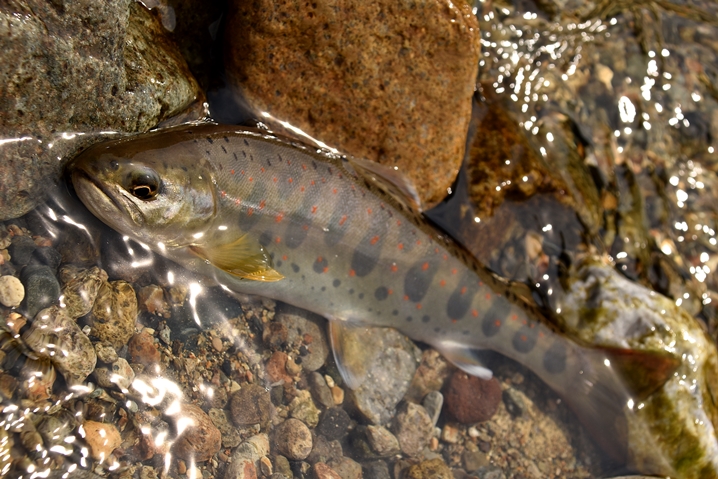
<box><xmin>61</xmin><ymin>266</ymin><xmax>108</xmax><ymax>319</ymax></box>
<box><xmin>444</xmin><ymin>371</ymin><xmax>501</xmax><ymax>424</ymax></box>
<box><xmin>272</xmin><ymin>418</ymin><xmax>312</xmax><ymax>461</ymax></box>
<box><xmin>21</xmin><ymin>265</ymin><xmax>60</xmax><ymax>319</ymax></box>
<box><xmin>0</xmin><ymin>0</ymin><xmax>205</xmax><ymax>220</ymax></box>
<box><xmin>224</xmin><ymin>0</ymin><xmax>480</xmax><ymax>208</ymax></box>
<box><xmin>0</xmin><ymin>275</ymin><xmax>24</xmax><ymax>308</ymax></box>
<box><xmin>8</xmin><ymin>235</ymin><xmax>36</xmax><ymax>266</ymax></box>
<box><xmin>23</xmin><ymin>305</ymin><xmax>96</xmax><ymax>384</ymax></box>
<box><xmin>89</xmin><ymin>280</ymin><xmax>138</xmax><ymax>349</ymax></box>
<box><xmin>392</xmin><ymin>402</ymin><xmax>433</xmax><ymax>457</ymax></box>
<box><xmin>171</xmin><ymin>403</ymin><xmax>221</xmax><ymax>463</ymax></box>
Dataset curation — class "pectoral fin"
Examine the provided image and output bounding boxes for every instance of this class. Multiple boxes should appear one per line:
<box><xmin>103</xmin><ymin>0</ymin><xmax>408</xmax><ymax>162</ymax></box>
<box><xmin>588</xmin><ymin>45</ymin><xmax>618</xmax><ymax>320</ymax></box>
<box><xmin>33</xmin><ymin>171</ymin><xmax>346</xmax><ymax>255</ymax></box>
<box><xmin>190</xmin><ymin>235</ymin><xmax>284</xmax><ymax>282</ymax></box>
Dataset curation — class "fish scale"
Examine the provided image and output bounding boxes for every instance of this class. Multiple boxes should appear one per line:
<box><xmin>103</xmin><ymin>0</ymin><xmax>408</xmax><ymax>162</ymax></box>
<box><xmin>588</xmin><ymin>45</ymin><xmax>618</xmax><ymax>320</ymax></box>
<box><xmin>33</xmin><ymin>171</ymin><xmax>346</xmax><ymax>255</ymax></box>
<box><xmin>70</xmin><ymin>123</ymin><xmax>631</xmax><ymax>459</ymax></box>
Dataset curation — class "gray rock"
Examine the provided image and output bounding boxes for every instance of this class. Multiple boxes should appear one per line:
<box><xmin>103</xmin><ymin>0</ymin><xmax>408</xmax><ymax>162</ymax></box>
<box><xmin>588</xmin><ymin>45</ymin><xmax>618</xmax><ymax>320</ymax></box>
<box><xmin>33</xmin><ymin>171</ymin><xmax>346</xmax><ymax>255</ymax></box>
<box><xmin>23</xmin><ymin>306</ymin><xmax>96</xmax><ymax>384</ymax></box>
<box><xmin>223</xmin><ymin>433</ymin><xmax>269</xmax><ymax>479</ymax></box>
<box><xmin>362</xmin><ymin>461</ymin><xmax>391</xmax><ymax>479</ymax></box>
<box><xmin>94</xmin><ymin>342</ymin><xmax>118</xmax><ymax>364</ymax></box>
<box><xmin>328</xmin><ymin>457</ymin><xmax>363</xmax><ymax>479</ymax></box>
<box><xmin>208</xmin><ymin>408</ymin><xmax>241</xmax><ymax>448</ymax></box>
<box><xmin>422</xmin><ymin>391</ymin><xmax>444</xmax><ymax>428</ymax></box>
<box><xmin>345</xmin><ymin>328</ymin><xmax>421</xmax><ymax>425</ymax></box>
<box><xmin>272</xmin><ymin>418</ymin><xmax>312</xmax><ymax>461</ymax></box>
<box><xmin>308</xmin><ymin>371</ymin><xmax>335</xmax><ymax>408</ymax></box>
<box><xmin>0</xmin><ymin>0</ymin><xmax>204</xmax><ymax>220</ymax></box>
<box><xmin>21</xmin><ymin>265</ymin><xmax>60</xmax><ymax>318</ymax></box>
<box><xmin>272</xmin><ymin>455</ymin><xmax>293</xmax><ymax>478</ymax></box>
<box><xmin>392</xmin><ymin>402</ymin><xmax>433</xmax><ymax>457</ymax></box>
<box><xmin>275</xmin><ymin>307</ymin><xmax>329</xmax><ymax>371</ymax></box>
<box><xmin>502</xmin><ymin>388</ymin><xmax>526</xmax><ymax>418</ymax></box>
<box><xmin>306</xmin><ymin>435</ymin><xmax>343</xmax><ymax>465</ymax></box>
<box><xmin>316</xmin><ymin>407</ymin><xmax>351</xmax><ymax>441</ymax></box>
<box><xmin>29</xmin><ymin>246</ymin><xmax>62</xmax><ymax>271</ymax></box>
<box><xmin>366</xmin><ymin>425</ymin><xmax>400</xmax><ymax>457</ymax></box>
<box><xmin>8</xmin><ymin>235</ymin><xmax>36</xmax><ymax>265</ymax></box>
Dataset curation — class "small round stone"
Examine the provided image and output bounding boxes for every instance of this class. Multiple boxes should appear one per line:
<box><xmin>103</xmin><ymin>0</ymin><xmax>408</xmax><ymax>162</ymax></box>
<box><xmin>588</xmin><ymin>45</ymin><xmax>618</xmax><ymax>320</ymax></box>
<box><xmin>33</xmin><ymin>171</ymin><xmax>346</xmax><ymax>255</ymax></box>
<box><xmin>128</xmin><ymin>331</ymin><xmax>160</xmax><ymax>366</ymax></box>
<box><xmin>21</xmin><ymin>265</ymin><xmax>61</xmax><ymax>318</ymax></box>
<box><xmin>317</xmin><ymin>407</ymin><xmax>351</xmax><ymax>441</ymax></box>
<box><xmin>171</xmin><ymin>403</ymin><xmax>222</xmax><ymax>462</ymax></box>
<box><xmin>392</xmin><ymin>402</ymin><xmax>433</xmax><ymax>457</ymax></box>
<box><xmin>313</xmin><ymin>462</ymin><xmax>341</xmax><ymax>479</ymax></box>
<box><xmin>8</xmin><ymin>235</ymin><xmax>37</xmax><ymax>266</ymax></box>
<box><xmin>273</xmin><ymin>418</ymin><xmax>312</xmax><ymax>460</ymax></box>
<box><xmin>0</xmin><ymin>275</ymin><xmax>24</xmax><ymax>307</ymax></box>
<box><xmin>83</xmin><ymin>421</ymin><xmax>121</xmax><ymax>460</ymax></box>
<box><xmin>445</xmin><ymin>371</ymin><xmax>502</xmax><ymax>424</ymax></box>
<box><xmin>404</xmin><ymin>458</ymin><xmax>453</xmax><ymax>479</ymax></box>
<box><xmin>89</xmin><ymin>280</ymin><xmax>138</xmax><ymax>349</ymax></box>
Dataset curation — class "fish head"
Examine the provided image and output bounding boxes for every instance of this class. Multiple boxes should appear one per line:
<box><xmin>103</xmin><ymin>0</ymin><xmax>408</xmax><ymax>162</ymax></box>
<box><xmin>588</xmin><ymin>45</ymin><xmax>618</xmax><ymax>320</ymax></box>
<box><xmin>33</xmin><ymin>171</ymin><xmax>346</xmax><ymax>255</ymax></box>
<box><xmin>70</xmin><ymin>136</ymin><xmax>217</xmax><ymax>247</ymax></box>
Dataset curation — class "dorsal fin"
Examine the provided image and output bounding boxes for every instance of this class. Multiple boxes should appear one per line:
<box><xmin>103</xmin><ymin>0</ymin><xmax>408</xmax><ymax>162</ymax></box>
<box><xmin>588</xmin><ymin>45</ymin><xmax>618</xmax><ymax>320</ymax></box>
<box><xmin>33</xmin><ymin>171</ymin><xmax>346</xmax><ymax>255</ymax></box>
<box><xmin>345</xmin><ymin>155</ymin><xmax>423</xmax><ymax>213</ymax></box>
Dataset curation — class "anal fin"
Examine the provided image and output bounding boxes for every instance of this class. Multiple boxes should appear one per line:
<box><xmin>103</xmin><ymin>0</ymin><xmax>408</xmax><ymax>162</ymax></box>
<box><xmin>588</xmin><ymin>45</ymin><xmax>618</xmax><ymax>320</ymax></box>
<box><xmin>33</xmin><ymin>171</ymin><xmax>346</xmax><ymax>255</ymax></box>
<box><xmin>436</xmin><ymin>342</ymin><xmax>494</xmax><ymax>380</ymax></box>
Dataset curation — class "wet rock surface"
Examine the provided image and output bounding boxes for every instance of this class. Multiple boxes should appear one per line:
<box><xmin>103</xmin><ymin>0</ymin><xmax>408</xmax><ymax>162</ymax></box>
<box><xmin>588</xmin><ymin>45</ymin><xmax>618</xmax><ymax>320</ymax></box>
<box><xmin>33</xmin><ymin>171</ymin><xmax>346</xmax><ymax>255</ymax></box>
<box><xmin>0</xmin><ymin>0</ymin><xmax>204</xmax><ymax>220</ymax></box>
<box><xmin>224</xmin><ymin>0</ymin><xmax>480</xmax><ymax>208</ymax></box>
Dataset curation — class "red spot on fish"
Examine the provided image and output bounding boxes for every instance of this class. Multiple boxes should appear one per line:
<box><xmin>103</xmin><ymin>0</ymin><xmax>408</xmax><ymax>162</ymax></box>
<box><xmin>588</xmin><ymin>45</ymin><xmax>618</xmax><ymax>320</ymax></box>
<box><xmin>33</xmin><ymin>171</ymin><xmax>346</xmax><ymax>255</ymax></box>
<box><xmin>439</xmin><ymin>279</ymin><xmax>446</xmax><ymax>287</ymax></box>
<box><xmin>416</xmin><ymin>303</ymin><xmax>422</xmax><ymax>310</ymax></box>
<box><xmin>460</xmin><ymin>286</ymin><xmax>467</xmax><ymax>295</ymax></box>
<box><xmin>397</xmin><ymin>220</ymin><xmax>402</xmax><ymax>226</ymax></box>
<box><xmin>398</xmin><ymin>243</ymin><xmax>404</xmax><ymax>250</ymax></box>
<box><xmin>302</xmin><ymin>164</ymin><xmax>307</xmax><ymax>170</ymax></box>
<box><xmin>260</xmin><ymin>167</ymin><xmax>265</xmax><ymax>173</ymax></box>
<box><xmin>288</xmin><ymin>178</ymin><xmax>294</xmax><ymax>184</ymax></box>
<box><xmin>282</xmin><ymin>255</ymin><xmax>288</xmax><ymax>261</ymax></box>
<box><xmin>511</xmin><ymin>314</ymin><xmax>518</xmax><ymax>320</ymax></box>
<box><xmin>311</xmin><ymin>180</ymin><xmax>316</xmax><ymax>186</ymax></box>
<box><xmin>302</xmin><ymin>225</ymin><xmax>309</xmax><ymax>230</ymax></box>
<box><xmin>249</xmin><ymin>177</ymin><xmax>253</xmax><ymax>182</ymax></box>
<box><xmin>485</xmin><ymin>293</ymin><xmax>492</xmax><ymax>300</ymax></box>
<box><xmin>421</xmin><ymin>262</ymin><xmax>429</xmax><ymax>271</ymax></box>
<box><xmin>247</xmin><ymin>208</ymin><xmax>254</xmax><ymax>216</ymax></box>
<box><xmin>323</xmin><ymin>267</ymin><xmax>329</xmax><ymax>273</ymax></box>
<box><xmin>230</xmin><ymin>169</ymin><xmax>235</xmax><ymax>175</ymax></box>
<box><xmin>273</xmin><ymin>177</ymin><xmax>278</xmax><ymax>183</ymax></box>
<box><xmin>416</xmin><ymin>240</ymin><xmax>422</xmax><ymax>245</ymax></box>
<box><xmin>349</xmin><ymin>269</ymin><xmax>356</xmax><ymax>277</ymax></box>
<box><xmin>451</xmin><ymin>268</ymin><xmax>458</xmax><ymax>275</ymax></box>
<box><xmin>494</xmin><ymin>319</ymin><xmax>501</xmax><ymax>327</ymax></box>
<box><xmin>520</xmin><ymin>335</ymin><xmax>527</xmax><ymax>342</ymax></box>
<box><xmin>452</xmin><ymin>319</ymin><xmax>458</xmax><ymax>323</ymax></box>
<box><xmin>300</xmin><ymin>186</ymin><xmax>305</xmax><ymax>192</ymax></box>
<box><xmin>259</xmin><ymin>200</ymin><xmax>266</xmax><ymax>210</ymax></box>
<box><xmin>388</xmin><ymin>289</ymin><xmax>393</xmax><ymax>295</ymax></box>
<box><xmin>479</xmin><ymin>281</ymin><xmax>484</xmax><ymax>286</ymax></box>
<box><xmin>403</xmin><ymin>295</ymin><xmax>409</xmax><ymax>301</ymax></box>
<box><xmin>472</xmin><ymin>309</ymin><xmax>479</xmax><ymax>317</ymax></box>
<box><xmin>390</xmin><ymin>264</ymin><xmax>398</xmax><ymax>273</ymax></box>
<box><xmin>522</xmin><ymin>320</ymin><xmax>528</xmax><ymax>326</ymax></box>
<box><xmin>321</xmin><ymin>178</ymin><xmax>326</xmax><ymax>183</ymax></box>
<box><xmin>332</xmin><ymin>188</ymin><xmax>338</xmax><ymax>194</ymax></box>
<box><xmin>275</xmin><ymin>213</ymin><xmax>284</xmax><ymax>223</ymax></box>
<box><xmin>367</xmin><ymin>208</ymin><xmax>372</xmax><ymax>215</ymax></box>
<box><xmin>539</xmin><ymin>332</ymin><xmax>544</xmax><ymax>338</ymax></box>
<box><xmin>221</xmin><ymin>191</ymin><xmax>226</xmax><ymax>197</ymax></box>
<box><xmin>370</xmin><ymin>236</ymin><xmax>380</xmax><ymax>245</ymax></box>
<box><xmin>234</xmin><ymin>199</ymin><xmax>241</xmax><ymax>205</ymax></box>
<box><xmin>443</xmin><ymin>254</ymin><xmax>448</xmax><ymax>261</ymax></box>
<box><xmin>435</xmin><ymin>248</ymin><xmax>440</xmax><ymax>253</ymax></box>
<box><xmin>241</xmin><ymin>170</ymin><xmax>245</xmax><ymax>175</ymax></box>
<box><xmin>339</xmin><ymin>215</ymin><xmax>347</xmax><ymax>226</ymax></box>
<box><xmin>275</xmin><ymin>237</ymin><xmax>281</xmax><ymax>243</ymax></box>
<box><xmin>311</xmin><ymin>206</ymin><xmax>318</xmax><ymax>214</ymax></box>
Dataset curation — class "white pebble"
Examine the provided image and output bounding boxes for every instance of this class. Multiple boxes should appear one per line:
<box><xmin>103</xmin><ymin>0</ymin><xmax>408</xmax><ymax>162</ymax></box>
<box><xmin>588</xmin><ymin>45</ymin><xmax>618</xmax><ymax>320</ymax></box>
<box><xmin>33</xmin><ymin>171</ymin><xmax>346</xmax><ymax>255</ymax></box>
<box><xmin>0</xmin><ymin>275</ymin><xmax>24</xmax><ymax>307</ymax></box>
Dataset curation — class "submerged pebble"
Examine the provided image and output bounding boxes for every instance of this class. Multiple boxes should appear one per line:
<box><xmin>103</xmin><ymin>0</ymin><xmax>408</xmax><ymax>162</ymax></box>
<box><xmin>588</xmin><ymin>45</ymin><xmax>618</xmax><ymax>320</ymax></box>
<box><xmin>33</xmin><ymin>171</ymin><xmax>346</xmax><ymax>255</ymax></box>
<box><xmin>23</xmin><ymin>305</ymin><xmax>96</xmax><ymax>384</ymax></box>
<box><xmin>392</xmin><ymin>402</ymin><xmax>433</xmax><ymax>457</ymax></box>
<box><xmin>82</xmin><ymin>420</ymin><xmax>121</xmax><ymax>461</ymax></box>
<box><xmin>171</xmin><ymin>403</ymin><xmax>222</xmax><ymax>463</ymax></box>
<box><xmin>21</xmin><ymin>264</ymin><xmax>60</xmax><ymax>318</ymax></box>
<box><xmin>0</xmin><ymin>275</ymin><xmax>24</xmax><ymax>307</ymax></box>
<box><xmin>89</xmin><ymin>280</ymin><xmax>138</xmax><ymax>349</ymax></box>
<box><xmin>61</xmin><ymin>266</ymin><xmax>108</xmax><ymax>319</ymax></box>
<box><xmin>272</xmin><ymin>418</ymin><xmax>312</xmax><ymax>460</ymax></box>
<box><xmin>445</xmin><ymin>371</ymin><xmax>502</xmax><ymax>424</ymax></box>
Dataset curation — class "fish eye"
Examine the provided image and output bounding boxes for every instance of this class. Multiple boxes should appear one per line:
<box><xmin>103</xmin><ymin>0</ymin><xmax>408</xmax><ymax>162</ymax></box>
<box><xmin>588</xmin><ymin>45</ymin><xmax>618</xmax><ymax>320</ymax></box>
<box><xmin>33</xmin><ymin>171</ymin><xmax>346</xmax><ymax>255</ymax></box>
<box><xmin>127</xmin><ymin>169</ymin><xmax>161</xmax><ymax>201</ymax></box>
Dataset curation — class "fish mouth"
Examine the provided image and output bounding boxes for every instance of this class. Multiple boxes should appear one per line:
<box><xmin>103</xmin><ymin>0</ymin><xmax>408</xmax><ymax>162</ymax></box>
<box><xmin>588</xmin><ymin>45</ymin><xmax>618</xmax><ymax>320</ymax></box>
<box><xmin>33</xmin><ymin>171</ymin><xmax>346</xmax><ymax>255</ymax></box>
<box><xmin>71</xmin><ymin>169</ymin><xmax>145</xmax><ymax>228</ymax></box>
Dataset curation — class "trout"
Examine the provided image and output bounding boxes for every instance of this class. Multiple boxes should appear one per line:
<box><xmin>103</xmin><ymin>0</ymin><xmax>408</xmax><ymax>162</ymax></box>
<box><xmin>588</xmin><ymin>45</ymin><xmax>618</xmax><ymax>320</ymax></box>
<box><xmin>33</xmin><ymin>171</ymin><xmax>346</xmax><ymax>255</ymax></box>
<box><xmin>70</xmin><ymin>123</ymin><xmax>659</xmax><ymax>461</ymax></box>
